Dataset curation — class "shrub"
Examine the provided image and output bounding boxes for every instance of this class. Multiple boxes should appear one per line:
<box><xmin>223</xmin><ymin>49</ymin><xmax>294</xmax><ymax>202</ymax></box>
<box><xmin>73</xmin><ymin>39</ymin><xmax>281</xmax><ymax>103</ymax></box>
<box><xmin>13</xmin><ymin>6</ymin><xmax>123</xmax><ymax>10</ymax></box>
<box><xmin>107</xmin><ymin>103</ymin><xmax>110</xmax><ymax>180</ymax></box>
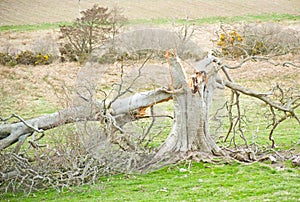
<box><xmin>59</xmin><ymin>5</ymin><xmax>127</xmax><ymax>63</ymax></box>
<box><xmin>0</xmin><ymin>51</ymin><xmax>52</xmax><ymax>66</ymax></box>
<box><xmin>216</xmin><ymin>29</ymin><xmax>245</xmax><ymax>58</ymax></box>
<box><xmin>16</xmin><ymin>51</ymin><xmax>52</xmax><ymax>65</ymax></box>
<box><xmin>215</xmin><ymin>23</ymin><xmax>300</xmax><ymax>58</ymax></box>
<box><xmin>15</xmin><ymin>50</ymin><xmax>35</xmax><ymax>65</ymax></box>
<box><xmin>34</xmin><ymin>53</ymin><xmax>52</xmax><ymax>65</ymax></box>
<box><xmin>242</xmin><ymin>23</ymin><xmax>299</xmax><ymax>56</ymax></box>
<box><xmin>0</xmin><ymin>52</ymin><xmax>16</xmax><ymax>66</ymax></box>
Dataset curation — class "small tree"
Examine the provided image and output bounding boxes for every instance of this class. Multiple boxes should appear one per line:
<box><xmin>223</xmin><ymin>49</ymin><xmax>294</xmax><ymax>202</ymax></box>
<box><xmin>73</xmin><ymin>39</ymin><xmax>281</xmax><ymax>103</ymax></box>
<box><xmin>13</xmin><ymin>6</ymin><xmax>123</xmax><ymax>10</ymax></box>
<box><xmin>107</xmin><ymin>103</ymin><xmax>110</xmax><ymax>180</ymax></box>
<box><xmin>59</xmin><ymin>5</ymin><xmax>127</xmax><ymax>62</ymax></box>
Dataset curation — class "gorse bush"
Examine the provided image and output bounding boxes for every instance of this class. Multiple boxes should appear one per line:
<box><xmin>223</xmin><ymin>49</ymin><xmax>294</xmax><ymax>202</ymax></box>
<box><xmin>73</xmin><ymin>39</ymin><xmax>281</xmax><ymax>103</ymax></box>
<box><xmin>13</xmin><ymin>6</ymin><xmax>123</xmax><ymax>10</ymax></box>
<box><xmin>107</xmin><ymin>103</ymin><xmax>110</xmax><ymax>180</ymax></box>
<box><xmin>15</xmin><ymin>50</ymin><xmax>35</xmax><ymax>65</ymax></box>
<box><xmin>215</xmin><ymin>23</ymin><xmax>300</xmax><ymax>58</ymax></box>
<box><xmin>216</xmin><ymin>29</ymin><xmax>244</xmax><ymax>58</ymax></box>
<box><xmin>33</xmin><ymin>52</ymin><xmax>51</xmax><ymax>65</ymax></box>
<box><xmin>0</xmin><ymin>52</ymin><xmax>16</xmax><ymax>66</ymax></box>
<box><xmin>0</xmin><ymin>50</ymin><xmax>52</xmax><ymax>66</ymax></box>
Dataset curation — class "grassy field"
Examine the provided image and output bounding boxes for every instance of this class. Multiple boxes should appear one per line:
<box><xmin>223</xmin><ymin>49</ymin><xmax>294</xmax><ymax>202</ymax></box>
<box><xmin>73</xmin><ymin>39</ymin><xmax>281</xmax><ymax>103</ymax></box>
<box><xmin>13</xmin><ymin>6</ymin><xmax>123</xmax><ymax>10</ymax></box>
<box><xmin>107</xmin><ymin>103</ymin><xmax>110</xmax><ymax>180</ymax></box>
<box><xmin>3</xmin><ymin>162</ymin><xmax>300</xmax><ymax>201</ymax></box>
<box><xmin>1</xmin><ymin>1</ymin><xmax>300</xmax><ymax>201</ymax></box>
<box><xmin>1</xmin><ymin>57</ymin><xmax>300</xmax><ymax>202</ymax></box>
<box><xmin>0</xmin><ymin>13</ymin><xmax>299</xmax><ymax>32</ymax></box>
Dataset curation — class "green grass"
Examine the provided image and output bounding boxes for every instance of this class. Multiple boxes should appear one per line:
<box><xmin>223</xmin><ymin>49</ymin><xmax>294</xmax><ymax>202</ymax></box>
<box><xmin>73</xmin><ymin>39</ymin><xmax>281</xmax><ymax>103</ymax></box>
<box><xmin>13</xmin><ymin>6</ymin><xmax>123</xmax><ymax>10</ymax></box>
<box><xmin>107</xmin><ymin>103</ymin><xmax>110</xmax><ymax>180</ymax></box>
<box><xmin>0</xmin><ymin>95</ymin><xmax>58</xmax><ymax>120</ymax></box>
<box><xmin>3</xmin><ymin>162</ymin><xmax>300</xmax><ymax>201</ymax></box>
<box><xmin>128</xmin><ymin>13</ymin><xmax>299</xmax><ymax>26</ymax></box>
<box><xmin>0</xmin><ymin>22</ymin><xmax>72</xmax><ymax>32</ymax></box>
<box><xmin>190</xmin><ymin>13</ymin><xmax>300</xmax><ymax>25</ymax></box>
<box><xmin>0</xmin><ymin>13</ymin><xmax>299</xmax><ymax>32</ymax></box>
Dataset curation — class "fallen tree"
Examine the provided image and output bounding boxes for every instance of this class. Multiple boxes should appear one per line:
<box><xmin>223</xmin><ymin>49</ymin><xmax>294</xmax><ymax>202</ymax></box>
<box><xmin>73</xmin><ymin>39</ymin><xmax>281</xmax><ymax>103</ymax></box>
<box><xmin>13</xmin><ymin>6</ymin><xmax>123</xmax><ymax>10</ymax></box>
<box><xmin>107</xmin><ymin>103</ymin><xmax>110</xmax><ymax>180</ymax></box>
<box><xmin>1</xmin><ymin>51</ymin><xmax>299</xmax><ymax>193</ymax></box>
<box><xmin>1</xmin><ymin>52</ymin><xmax>299</xmax><ymax>156</ymax></box>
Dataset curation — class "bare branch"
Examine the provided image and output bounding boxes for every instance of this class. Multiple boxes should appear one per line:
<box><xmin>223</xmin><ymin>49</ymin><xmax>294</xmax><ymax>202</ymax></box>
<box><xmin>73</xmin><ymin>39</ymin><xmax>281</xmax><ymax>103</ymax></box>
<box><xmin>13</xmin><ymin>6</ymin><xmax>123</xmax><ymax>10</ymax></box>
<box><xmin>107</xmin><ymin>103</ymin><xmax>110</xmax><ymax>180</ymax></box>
<box><xmin>12</xmin><ymin>114</ymin><xmax>44</xmax><ymax>133</ymax></box>
<box><xmin>107</xmin><ymin>54</ymin><xmax>152</xmax><ymax>109</ymax></box>
<box><xmin>220</xmin><ymin>56</ymin><xmax>300</xmax><ymax>69</ymax></box>
<box><xmin>224</xmin><ymin>80</ymin><xmax>299</xmax><ymax>117</ymax></box>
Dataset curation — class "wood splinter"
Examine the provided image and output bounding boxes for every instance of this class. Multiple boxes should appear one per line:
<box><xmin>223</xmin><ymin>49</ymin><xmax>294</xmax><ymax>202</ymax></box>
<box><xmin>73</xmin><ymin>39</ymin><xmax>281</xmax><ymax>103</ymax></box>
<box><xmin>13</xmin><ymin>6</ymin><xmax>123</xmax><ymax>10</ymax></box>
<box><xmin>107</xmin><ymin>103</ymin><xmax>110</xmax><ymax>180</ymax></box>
<box><xmin>187</xmin><ymin>71</ymin><xmax>208</xmax><ymax>97</ymax></box>
<box><xmin>134</xmin><ymin>97</ymin><xmax>173</xmax><ymax>118</ymax></box>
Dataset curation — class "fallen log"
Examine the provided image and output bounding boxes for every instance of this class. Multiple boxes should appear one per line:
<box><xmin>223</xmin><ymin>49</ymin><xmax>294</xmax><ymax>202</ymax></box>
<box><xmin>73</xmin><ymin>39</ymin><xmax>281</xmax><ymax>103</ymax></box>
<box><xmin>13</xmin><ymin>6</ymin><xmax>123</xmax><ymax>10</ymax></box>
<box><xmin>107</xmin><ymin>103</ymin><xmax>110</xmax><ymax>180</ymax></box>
<box><xmin>0</xmin><ymin>89</ymin><xmax>172</xmax><ymax>150</ymax></box>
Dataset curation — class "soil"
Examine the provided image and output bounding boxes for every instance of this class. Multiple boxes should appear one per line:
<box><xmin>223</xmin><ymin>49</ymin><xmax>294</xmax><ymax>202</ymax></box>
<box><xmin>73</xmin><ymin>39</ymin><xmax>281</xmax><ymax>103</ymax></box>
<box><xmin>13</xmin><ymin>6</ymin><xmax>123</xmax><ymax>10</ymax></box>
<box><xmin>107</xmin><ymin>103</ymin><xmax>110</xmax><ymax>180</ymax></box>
<box><xmin>1</xmin><ymin>0</ymin><xmax>299</xmax><ymax>26</ymax></box>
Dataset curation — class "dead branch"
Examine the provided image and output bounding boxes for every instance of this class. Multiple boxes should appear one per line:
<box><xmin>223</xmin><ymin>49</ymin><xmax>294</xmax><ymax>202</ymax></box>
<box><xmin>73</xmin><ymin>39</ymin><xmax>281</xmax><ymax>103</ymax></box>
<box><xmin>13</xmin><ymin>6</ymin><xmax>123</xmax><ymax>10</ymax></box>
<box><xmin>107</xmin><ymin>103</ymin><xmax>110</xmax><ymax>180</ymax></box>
<box><xmin>0</xmin><ymin>88</ymin><xmax>172</xmax><ymax>151</ymax></box>
<box><xmin>173</xmin><ymin>16</ymin><xmax>196</xmax><ymax>42</ymax></box>
<box><xmin>221</xmin><ymin>76</ymin><xmax>299</xmax><ymax>148</ymax></box>
<box><xmin>0</xmin><ymin>151</ymin><xmax>105</xmax><ymax>194</ymax></box>
<box><xmin>216</xmin><ymin>54</ymin><xmax>300</xmax><ymax>148</ymax></box>
<box><xmin>107</xmin><ymin>54</ymin><xmax>152</xmax><ymax>109</ymax></box>
<box><xmin>223</xmin><ymin>80</ymin><xmax>300</xmax><ymax>122</ymax></box>
<box><xmin>218</xmin><ymin>64</ymin><xmax>248</xmax><ymax>147</ymax></box>
<box><xmin>220</xmin><ymin>56</ymin><xmax>300</xmax><ymax>69</ymax></box>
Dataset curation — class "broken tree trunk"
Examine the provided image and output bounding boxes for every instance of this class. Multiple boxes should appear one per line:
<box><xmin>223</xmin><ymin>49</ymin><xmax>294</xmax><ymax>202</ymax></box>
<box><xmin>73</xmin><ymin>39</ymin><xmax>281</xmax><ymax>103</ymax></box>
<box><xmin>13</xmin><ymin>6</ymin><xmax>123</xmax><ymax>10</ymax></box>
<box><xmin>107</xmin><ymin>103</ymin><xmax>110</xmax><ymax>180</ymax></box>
<box><xmin>154</xmin><ymin>53</ymin><xmax>222</xmax><ymax>159</ymax></box>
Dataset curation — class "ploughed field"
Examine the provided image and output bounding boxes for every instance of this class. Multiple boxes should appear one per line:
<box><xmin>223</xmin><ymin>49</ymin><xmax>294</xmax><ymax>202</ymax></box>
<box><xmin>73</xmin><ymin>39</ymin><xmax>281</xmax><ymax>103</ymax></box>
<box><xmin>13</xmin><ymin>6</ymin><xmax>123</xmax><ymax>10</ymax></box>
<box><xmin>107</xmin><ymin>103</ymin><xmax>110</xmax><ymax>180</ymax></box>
<box><xmin>0</xmin><ymin>0</ymin><xmax>299</xmax><ymax>26</ymax></box>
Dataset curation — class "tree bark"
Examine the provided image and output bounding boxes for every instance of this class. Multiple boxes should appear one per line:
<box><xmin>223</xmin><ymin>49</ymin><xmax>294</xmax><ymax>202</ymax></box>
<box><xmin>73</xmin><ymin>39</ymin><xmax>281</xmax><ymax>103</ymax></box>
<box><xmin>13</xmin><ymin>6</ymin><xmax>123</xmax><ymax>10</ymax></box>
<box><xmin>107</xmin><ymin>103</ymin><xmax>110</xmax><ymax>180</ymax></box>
<box><xmin>0</xmin><ymin>89</ymin><xmax>171</xmax><ymax>150</ymax></box>
<box><xmin>154</xmin><ymin>54</ymin><xmax>221</xmax><ymax>159</ymax></box>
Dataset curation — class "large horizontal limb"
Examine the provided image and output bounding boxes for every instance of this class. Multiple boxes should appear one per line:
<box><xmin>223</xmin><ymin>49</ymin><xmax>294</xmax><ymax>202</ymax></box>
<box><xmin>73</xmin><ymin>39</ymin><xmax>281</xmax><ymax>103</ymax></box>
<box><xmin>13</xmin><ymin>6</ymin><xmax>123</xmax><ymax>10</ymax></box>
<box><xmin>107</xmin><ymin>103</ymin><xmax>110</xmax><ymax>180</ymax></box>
<box><xmin>0</xmin><ymin>88</ymin><xmax>172</xmax><ymax>150</ymax></box>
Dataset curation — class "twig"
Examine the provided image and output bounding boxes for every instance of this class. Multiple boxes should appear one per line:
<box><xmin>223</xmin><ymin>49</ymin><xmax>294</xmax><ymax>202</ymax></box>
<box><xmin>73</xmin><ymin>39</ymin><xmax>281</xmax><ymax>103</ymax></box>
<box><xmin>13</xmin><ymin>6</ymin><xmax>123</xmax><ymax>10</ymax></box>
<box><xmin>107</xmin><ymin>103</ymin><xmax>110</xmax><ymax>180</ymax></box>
<box><xmin>13</xmin><ymin>133</ymin><xmax>30</xmax><ymax>154</ymax></box>
<box><xmin>137</xmin><ymin>114</ymin><xmax>174</xmax><ymax>120</ymax></box>
<box><xmin>11</xmin><ymin>114</ymin><xmax>44</xmax><ymax>133</ymax></box>
<box><xmin>212</xmin><ymin>101</ymin><xmax>227</xmax><ymax>136</ymax></box>
<box><xmin>140</xmin><ymin>106</ymin><xmax>155</xmax><ymax>143</ymax></box>
<box><xmin>221</xmin><ymin>56</ymin><xmax>300</xmax><ymax>69</ymax></box>
<box><xmin>107</xmin><ymin>54</ymin><xmax>152</xmax><ymax>109</ymax></box>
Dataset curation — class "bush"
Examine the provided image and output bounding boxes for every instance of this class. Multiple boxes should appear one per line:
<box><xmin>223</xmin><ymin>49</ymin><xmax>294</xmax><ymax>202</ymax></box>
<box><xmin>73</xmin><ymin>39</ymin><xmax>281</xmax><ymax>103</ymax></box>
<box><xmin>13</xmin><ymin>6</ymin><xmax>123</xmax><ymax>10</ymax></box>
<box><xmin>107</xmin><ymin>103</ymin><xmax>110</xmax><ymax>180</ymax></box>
<box><xmin>216</xmin><ymin>29</ymin><xmax>245</xmax><ymax>58</ymax></box>
<box><xmin>215</xmin><ymin>23</ymin><xmax>300</xmax><ymax>58</ymax></box>
<box><xmin>15</xmin><ymin>50</ymin><xmax>35</xmax><ymax>65</ymax></box>
<box><xmin>33</xmin><ymin>52</ymin><xmax>52</xmax><ymax>65</ymax></box>
<box><xmin>0</xmin><ymin>52</ymin><xmax>16</xmax><ymax>66</ymax></box>
<box><xmin>0</xmin><ymin>51</ymin><xmax>52</xmax><ymax>66</ymax></box>
<box><xmin>59</xmin><ymin>5</ymin><xmax>127</xmax><ymax>63</ymax></box>
<box><xmin>243</xmin><ymin>23</ymin><xmax>299</xmax><ymax>55</ymax></box>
